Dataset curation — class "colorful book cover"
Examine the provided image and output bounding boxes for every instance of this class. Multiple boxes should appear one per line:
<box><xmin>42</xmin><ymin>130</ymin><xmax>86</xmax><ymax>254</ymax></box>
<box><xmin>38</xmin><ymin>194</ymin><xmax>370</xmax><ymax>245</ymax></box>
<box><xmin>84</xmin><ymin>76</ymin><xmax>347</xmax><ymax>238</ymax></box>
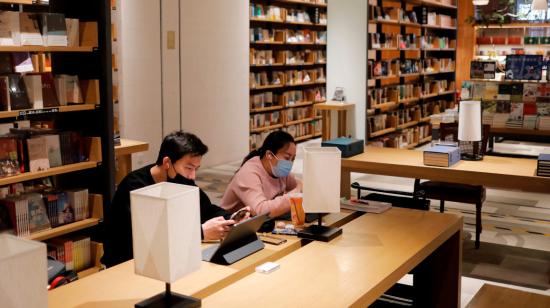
<box><xmin>523</xmin><ymin>102</ymin><xmax>537</xmax><ymax>115</ymax></box>
<box><xmin>27</xmin><ymin>136</ymin><xmax>50</xmax><ymax>172</ymax></box>
<box><xmin>7</xmin><ymin>74</ymin><xmax>31</xmax><ymax>110</ymax></box>
<box><xmin>471</xmin><ymin>82</ymin><xmax>485</xmax><ymax>100</ymax></box>
<box><xmin>483</xmin><ymin>82</ymin><xmax>498</xmax><ymax>101</ymax></box>
<box><xmin>0</xmin><ymin>137</ymin><xmax>20</xmax><ymax>178</ymax></box>
<box><xmin>510</xmin><ymin>103</ymin><xmax>524</xmax><ymax>121</ymax></box>
<box><xmin>510</xmin><ymin>83</ymin><xmax>524</xmax><ymax>103</ymax></box>
<box><xmin>43</xmin><ymin>134</ymin><xmax>62</xmax><ymax>167</ymax></box>
<box><xmin>27</xmin><ymin>193</ymin><xmax>51</xmax><ymax>233</ymax></box>
<box><xmin>537</xmin><ymin>103</ymin><xmax>550</xmax><ymax>116</ymax></box>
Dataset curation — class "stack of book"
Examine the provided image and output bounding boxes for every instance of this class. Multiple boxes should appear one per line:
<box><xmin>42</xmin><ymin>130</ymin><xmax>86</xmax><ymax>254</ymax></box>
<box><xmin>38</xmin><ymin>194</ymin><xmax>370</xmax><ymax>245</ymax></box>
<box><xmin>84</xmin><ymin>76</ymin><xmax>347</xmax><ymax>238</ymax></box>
<box><xmin>537</xmin><ymin>154</ymin><xmax>550</xmax><ymax>177</ymax></box>
<box><xmin>538</xmin><ymin>116</ymin><xmax>550</xmax><ymax>130</ymax></box>
<box><xmin>423</xmin><ymin>145</ymin><xmax>460</xmax><ymax>167</ymax></box>
<box><xmin>47</xmin><ymin>236</ymin><xmax>91</xmax><ymax>272</ymax></box>
<box><xmin>0</xmin><ymin>188</ymin><xmax>89</xmax><ymax>236</ymax></box>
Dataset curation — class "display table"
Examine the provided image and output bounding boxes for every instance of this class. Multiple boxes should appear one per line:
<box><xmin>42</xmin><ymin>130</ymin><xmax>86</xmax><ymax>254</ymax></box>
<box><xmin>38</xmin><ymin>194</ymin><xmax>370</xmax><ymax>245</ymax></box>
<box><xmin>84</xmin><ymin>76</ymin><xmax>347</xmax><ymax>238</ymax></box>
<box><xmin>114</xmin><ymin>139</ymin><xmax>149</xmax><ymax>185</ymax></box>
<box><xmin>203</xmin><ymin>208</ymin><xmax>462</xmax><ymax>307</ymax></box>
<box><xmin>48</xmin><ymin>211</ymin><xmax>359</xmax><ymax>307</ymax></box>
<box><xmin>341</xmin><ymin>147</ymin><xmax>549</xmax><ymax>199</ymax></box>
<box><xmin>314</xmin><ymin>101</ymin><xmax>355</xmax><ymax>140</ymax></box>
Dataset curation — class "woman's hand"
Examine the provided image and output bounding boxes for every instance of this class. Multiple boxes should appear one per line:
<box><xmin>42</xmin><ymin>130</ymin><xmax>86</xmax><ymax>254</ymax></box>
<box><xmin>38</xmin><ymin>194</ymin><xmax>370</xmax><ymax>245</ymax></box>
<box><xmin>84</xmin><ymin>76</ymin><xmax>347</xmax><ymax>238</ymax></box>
<box><xmin>202</xmin><ymin>217</ymin><xmax>235</xmax><ymax>240</ymax></box>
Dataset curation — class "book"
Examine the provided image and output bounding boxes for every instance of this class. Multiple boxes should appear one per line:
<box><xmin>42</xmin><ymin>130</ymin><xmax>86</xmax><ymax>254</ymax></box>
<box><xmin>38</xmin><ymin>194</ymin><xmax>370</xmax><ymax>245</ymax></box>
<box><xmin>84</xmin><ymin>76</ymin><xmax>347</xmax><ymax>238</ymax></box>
<box><xmin>12</xmin><ymin>52</ymin><xmax>34</xmax><ymax>73</ymax></box>
<box><xmin>523</xmin><ymin>83</ymin><xmax>538</xmax><ymax>103</ymax></box>
<box><xmin>27</xmin><ymin>193</ymin><xmax>51</xmax><ymax>233</ymax></box>
<box><xmin>0</xmin><ymin>76</ymin><xmax>9</xmax><ymax>111</ymax></box>
<box><xmin>19</xmin><ymin>12</ymin><xmax>43</xmax><ymax>46</ymax></box>
<box><xmin>40</xmin><ymin>13</ymin><xmax>68</xmax><ymax>47</ymax></box>
<box><xmin>55</xmin><ymin>191</ymin><xmax>73</xmax><ymax>225</ymax></box>
<box><xmin>23</xmin><ymin>74</ymin><xmax>43</xmax><ymax>109</ymax></box>
<box><xmin>0</xmin><ymin>136</ymin><xmax>20</xmax><ymax>178</ymax></box>
<box><xmin>40</xmin><ymin>73</ymin><xmax>59</xmax><ymax>107</ymax></box>
<box><xmin>0</xmin><ymin>53</ymin><xmax>13</xmax><ymax>74</ymax></box>
<box><xmin>66</xmin><ymin>18</ymin><xmax>79</xmax><ymax>47</ymax></box>
<box><xmin>43</xmin><ymin>193</ymin><xmax>59</xmax><ymax>227</ymax></box>
<box><xmin>27</xmin><ymin>136</ymin><xmax>50</xmax><ymax>172</ymax></box>
<box><xmin>67</xmin><ymin>188</ymin><xmax>88</xmax><ymax>221</ymax></box>
<box><xmin>1</xmin><ymin>196</ymin><xmax>30</xmax><ymax>236</ymax></box>
<box><xmin>423</xmin><ymin>145</ymin><xmax>460</xmax><ymax>167</ymax></box>
<box><xmin>7</xmin><ymin>74</ymin><xmax>31</xmax><ymax>110</ymax></box>
<box><xmin>43</xmin><ymin>134</ymin><xmax>62</xmax><ymax>167</ymax></box>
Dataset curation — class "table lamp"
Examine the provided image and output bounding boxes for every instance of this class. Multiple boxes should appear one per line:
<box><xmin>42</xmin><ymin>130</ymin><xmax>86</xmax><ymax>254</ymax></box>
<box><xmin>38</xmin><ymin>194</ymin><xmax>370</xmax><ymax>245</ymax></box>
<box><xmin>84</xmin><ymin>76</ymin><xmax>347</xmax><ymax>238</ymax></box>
<box><xmin>131</xmin><ymin>182</ymin><xmax>202</xmax><ymax>308</ymax></box>
<box><xmin>0</xmin><ymin>234</ymin><xmax>47</xmax><ymax>308</ymax></box>
<box><xmin>458</xmin><ymin>100</ymin><xmax>483</xmax><ymax>161</ymax></box>
<box><xmin>298</xmin><ymin>146</ymin><xmax>343</xmax><ymax>242</ymax></box>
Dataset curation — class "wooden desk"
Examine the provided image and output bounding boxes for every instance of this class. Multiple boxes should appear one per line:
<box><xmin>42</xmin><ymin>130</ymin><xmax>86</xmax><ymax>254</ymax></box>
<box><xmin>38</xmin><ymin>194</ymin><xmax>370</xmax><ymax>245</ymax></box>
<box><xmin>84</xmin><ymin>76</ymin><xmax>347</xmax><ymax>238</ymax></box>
<box><xmin>48</xmin><ymin>211</ymin><xmax>359</xmax><ymax>307</ymax></box>
<box><xmin>314</xmin><ymin>101</ymin><xmax>355</xmax><ymax>140</ymax></box>
<box><xmin>203</xmin><ymin>208</ymin><xmax>463</xmax><ymax>307</ymax></box>
<box><xmin>114</xmin><ymin>139</ymin><xmax>149</xmax><ymax>185</ymax></box>
<box><xmin>341</xmin><ymin>147</ymin><xmax>550</xmax><ymax>199</ymax></box>
<box><xmin>466</xmin><ymin>284</ymin><xmax>550</xmax><ymax>308</ymax></box>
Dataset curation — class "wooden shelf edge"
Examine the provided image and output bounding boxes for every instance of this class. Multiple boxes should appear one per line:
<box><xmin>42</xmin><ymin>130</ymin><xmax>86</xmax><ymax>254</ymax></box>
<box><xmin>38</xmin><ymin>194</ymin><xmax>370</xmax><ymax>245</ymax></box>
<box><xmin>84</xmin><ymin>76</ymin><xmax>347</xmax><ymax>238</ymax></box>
<box><xmin>369</xmin><ymin>127</ymin><xmax>396</xmax><ymax>138</ymax></box>
<box><xmin>251</xmin><ymin>124</ymin><xmax>284</xmax><ymax>133</ymax></box>
<box><xmin>0</xmin><ymin>46</ymin><xmax>94</xmax><ymax>52</ymax></box>
<box><xmin>294</xmin><ymin>134</ymin><xmax>314</xmax><ymax>142</ymax></box>
<box><xmin>286</xmin><ymin>101</ymin><xmax>314</xmax><ymax>108</ymax></box>
<box><xmin>286</xmin><ymin>117</ymin><xmax>315</xmax><ymax>125</ymax></box>
<box><xmin>115</xmin><ymin>139</ymin><xmax>149</xmax><ymax>157</ymax></box>
<box><xmin>250</xmin><ymin>106</ymin><xmax>284</xmax><ymax>113</ymax></box>
<box><xmin>398</xmin><ymin>121</ymin><xmax>419</xmax><ymax>129</ymax></box>
<box><xmin>25</xmin><ymin>218</ymin><xmax>100</xmax><ymax>241</ymax></box>
<box><xmin>0</xmin><ymin>161</ymin><xmax>100</xmax><ymax>186</ymax></box>
<box><xmin>0</xmin><ymin>104</ymin><xmax>97</xmax><ymax>119</ymax></box>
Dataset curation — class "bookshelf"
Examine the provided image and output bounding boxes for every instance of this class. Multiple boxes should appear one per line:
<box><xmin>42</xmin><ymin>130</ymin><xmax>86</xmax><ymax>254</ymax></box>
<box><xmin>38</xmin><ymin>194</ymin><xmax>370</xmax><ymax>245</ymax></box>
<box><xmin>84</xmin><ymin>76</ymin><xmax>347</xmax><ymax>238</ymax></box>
<box><xmin>0</xmin><ymin>0</ymin><xmax>114</xmax><ymax>282</ymax></box>
<box><xmin>367</xmin><ymin>0</ymin><xmax>457</xmax><ymax>149</ymax></box>
<box><xmin>249</xmin><ymin>0</ymin><xmax>327</xmax><ymax>150</ymax></box>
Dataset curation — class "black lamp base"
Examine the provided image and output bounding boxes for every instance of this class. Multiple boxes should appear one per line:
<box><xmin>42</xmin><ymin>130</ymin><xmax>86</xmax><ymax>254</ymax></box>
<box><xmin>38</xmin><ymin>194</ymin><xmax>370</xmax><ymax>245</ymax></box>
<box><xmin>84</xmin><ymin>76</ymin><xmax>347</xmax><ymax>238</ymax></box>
<box><xmin>461</xmin><ymin>153</ymin><xmax>483</xmax><ymax>161</ymax></box>
<box><xmin>135</xmin><ymin>291</ymin><xmax>201</xmax><ymax>308</ymax></box>
<box><xmin>298</xmin><ymin>224</ymin><xmax>342</xmax><ymax>242</ymax></box>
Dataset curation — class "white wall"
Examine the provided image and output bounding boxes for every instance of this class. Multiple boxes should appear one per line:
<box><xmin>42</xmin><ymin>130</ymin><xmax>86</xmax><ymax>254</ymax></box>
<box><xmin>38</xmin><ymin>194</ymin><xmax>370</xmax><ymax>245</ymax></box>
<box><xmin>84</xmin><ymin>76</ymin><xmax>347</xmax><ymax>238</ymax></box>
<box><xmin>180</xmin><ymin>0</ymin><xmax>249</xmax><ymax>167</ymax></box>
<box><xmin>119</xmin><ymin>0</ymin><xmax>162</xmax><ymax>168</ymax></box>
<box><xmin>161</xmin><ymin>0</ymin><xmax>181</xmax><ymax>135</ymax></box>
<box><xmin>327</xmin><ymin>0</ymin><xmax>367</xmax><ymax>140</ymax></box>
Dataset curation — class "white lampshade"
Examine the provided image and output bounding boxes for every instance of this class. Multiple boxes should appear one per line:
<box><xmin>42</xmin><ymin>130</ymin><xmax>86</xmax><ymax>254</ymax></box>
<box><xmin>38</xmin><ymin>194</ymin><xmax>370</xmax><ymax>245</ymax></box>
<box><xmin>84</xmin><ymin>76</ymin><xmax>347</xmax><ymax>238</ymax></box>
<box><xmin>473</xmin><ymin>0</ymin><xmax>489</xmax><ymax>5</ymax></box>
<box><xmin>0</xmin><ymin>234</ymin><xmax>47</xmax><ymax>308</ymax></box>
<box><xmin>302</xmin><ymin>147</ymin><xmax>341</xmax><ymax>213</ymax></box>
<box><xmin>130</xmin><ymin>182</ymin><xmax>201</xmax><ymax>284</ymax></box>
<box><xmin>458</xmin><ymin>101</ymin><xmax>482</xmax><ymax>142</ymax></box>
<box><xmin>532</xmin><ymin>0</ymin><xmax>548</xmax><ymax>11</ymax></box>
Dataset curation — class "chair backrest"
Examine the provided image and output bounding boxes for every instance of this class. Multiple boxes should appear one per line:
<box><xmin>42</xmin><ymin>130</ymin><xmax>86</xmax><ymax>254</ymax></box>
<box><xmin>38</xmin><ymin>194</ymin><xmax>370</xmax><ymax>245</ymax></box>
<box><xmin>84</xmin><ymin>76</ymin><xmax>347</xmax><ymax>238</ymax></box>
<box><xmin>439</xmin><ymin>122</ymin><xmax>491</xmax><ymax>155</ymax></box>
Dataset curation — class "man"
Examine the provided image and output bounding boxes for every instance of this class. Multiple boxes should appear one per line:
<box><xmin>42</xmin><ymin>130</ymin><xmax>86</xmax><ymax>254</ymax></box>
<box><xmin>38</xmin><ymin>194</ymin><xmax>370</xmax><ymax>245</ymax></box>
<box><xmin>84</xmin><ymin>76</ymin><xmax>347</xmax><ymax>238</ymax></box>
<box><xmin>102</xmin><ymin>131</ymin><xmax>242</xmax><ymax>268</ymax></box>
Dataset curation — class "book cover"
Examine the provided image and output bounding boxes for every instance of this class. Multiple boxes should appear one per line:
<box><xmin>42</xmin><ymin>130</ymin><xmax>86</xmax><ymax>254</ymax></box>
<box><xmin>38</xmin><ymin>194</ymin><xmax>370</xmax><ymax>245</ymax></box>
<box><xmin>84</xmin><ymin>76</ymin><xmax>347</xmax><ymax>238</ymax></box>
<box><xmin>510</xmin><ymin>83</ymin><xmax>524</xmax><ymax>103</ymax></box>
<box><xmin>423</xmin><ymin>145</ymin><xmax>460</xmax><ymax>167</ymax></box>
<box><xmin>27</xmin><ymin>136</ymin><xmax>50</xmax><ymax>172</ymax></box>
<box><xmin>523</xmin><ymin>83</ymin><xmax>538</xmax><ymax>103</ymax></box>
<box><xmin>23</xmin><ymin>74</ymin><xmax>43</xmax><ymax>109</ymax></box>
<box><xmin>40</xmin><ymin>73</ymin><xmax>59</xmax><ymax>107</ymax></box>
<box><xmin>40</xmin><ymin>13</ymin><xmax>67</xmax><ymax>47</ymax></box>
<box><xmin>7</xmin><ymin>74</ymin><xmax>31</xmax><ymax>110</ymax></box>
<box><xmin>43</xmin><ymin>134</ymin><xmax>61</xmax><ymax>167</ymax></box>
<box><xmin>64</xmin><ymin>75</ymin><xmax>82</xmax><ymax>104</ymax></box>
<box><xmin>12</xmin><ymin>52</ymin><xmax>34</xmax><ymax>73</ymax></box>
<box><xmin>1</xmin><ymin>197</ymin><xmax>29</xmax><ymax>236</ymax></box>
<box><xmin>79</xmin><ymin>79</ymin><xmax>99</xmax><ymax>104</ymax></box>
<box><xmin>0</xmin><ymin>11</ymin><xmax>20</xmax><ymax>46</ymax></box>
<box><xmin>509</xmin><ymin>102</ymin><xmax>524</xmax><ymax>121</ymax></box>
<box><xmin>27</xmin><ymin>192</ymin><xmax>51</xmax><ymax>233</ymax></box>
<box><xmin>523</xmin><ymin>102</ymin><xmax>537</xmax><ymax>115</ymax></box>
<box><xmin>537</xmin><ymin>103</ymin><xmax>550</xmax><ymax>116</ymax></box>
<box><xmin>483</xmin><ymin>82</ymin><xmax>498</xmax><ymax>101</ymax></box>
<box><xmin>43</xmin><ymin>193</ymin><xmax>59</xmax><ymax>227</ymax></box>
<box><xmin>0</xmin><ymin>136</ymin><xmax>20</xmax><ymax>178</ymax></box>
<box><xmin>471</xmin><ymin>82</ymin><xmax>485</xmax><ymax>100</ymax></box>
<box><xmin>56</xmin><ymin>191</ymin><xmax>73</xmax><ymax>225</ymax></box>
<box><xmin>496</xmin><ymin>101</ymin><xmax>511</xmax><ymax>113</ymax></box>
<box><xmin>79</xmin><ymin>21</ymin><xmax>98</xmax><ymax>47</ymax></box>
<box><xmin>19</xmin><ymin>12</ymin><xmax>43</xmax><ymax>46</ymax></box>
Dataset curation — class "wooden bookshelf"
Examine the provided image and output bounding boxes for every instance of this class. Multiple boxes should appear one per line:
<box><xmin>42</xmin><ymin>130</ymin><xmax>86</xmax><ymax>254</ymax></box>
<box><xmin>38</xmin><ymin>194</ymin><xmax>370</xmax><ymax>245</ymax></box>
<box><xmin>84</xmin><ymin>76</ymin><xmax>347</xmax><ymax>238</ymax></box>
<box><xmin>0</xmin><ymin>1</ymin><xmax>114</xmax><ymax>283</ymax></box>
<box><xmin>0</xmin><ymin>104</ymin><xmax>97</xmax><ymax>119</ymax></box>
<box><xmin>295</xmin><ymin>134</ymin><xmax>314</xmax><ymax>142</ymax></box>
<box><xmin>249</xmin><ymin>0</ymin><xmax>327</xmax><ymax>149</ymax></box>
<box><xmin>367</xmin><ymin>0</ymin><xmax>457</xmax><ymax>149</ymax></box>
<box><xmin>76</xmin><ymin>241</ymin><xmax>104</xmax><ymax>279</ymax></box>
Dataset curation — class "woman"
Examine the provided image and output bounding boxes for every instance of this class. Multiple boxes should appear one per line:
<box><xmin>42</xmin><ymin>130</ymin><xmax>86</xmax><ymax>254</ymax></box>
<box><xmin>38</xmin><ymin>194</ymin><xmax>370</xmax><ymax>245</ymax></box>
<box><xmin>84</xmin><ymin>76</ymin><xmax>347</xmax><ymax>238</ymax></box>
<box><xmin>220</xmin><ymin>131</ymin><xmax>301</xmax><ymax>218</ymax></box>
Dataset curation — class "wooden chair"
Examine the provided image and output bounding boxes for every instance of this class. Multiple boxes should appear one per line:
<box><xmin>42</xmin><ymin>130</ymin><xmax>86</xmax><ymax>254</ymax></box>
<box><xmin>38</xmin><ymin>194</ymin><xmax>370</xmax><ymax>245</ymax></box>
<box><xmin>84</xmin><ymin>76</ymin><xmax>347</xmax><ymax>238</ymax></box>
<box><xmin>414</xmin><ymin>123</ymin><xmax>491</xmax><ymax>249</ymax></box>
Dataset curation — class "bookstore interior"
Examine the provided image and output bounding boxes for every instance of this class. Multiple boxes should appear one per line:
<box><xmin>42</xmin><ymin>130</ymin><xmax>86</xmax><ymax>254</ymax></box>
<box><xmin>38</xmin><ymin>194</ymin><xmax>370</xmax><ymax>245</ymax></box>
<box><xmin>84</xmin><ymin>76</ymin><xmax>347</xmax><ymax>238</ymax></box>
<box><xmin>0</xmin><ymin>0</ymin><xmax>550</xmax><ymax>307</ymax></box>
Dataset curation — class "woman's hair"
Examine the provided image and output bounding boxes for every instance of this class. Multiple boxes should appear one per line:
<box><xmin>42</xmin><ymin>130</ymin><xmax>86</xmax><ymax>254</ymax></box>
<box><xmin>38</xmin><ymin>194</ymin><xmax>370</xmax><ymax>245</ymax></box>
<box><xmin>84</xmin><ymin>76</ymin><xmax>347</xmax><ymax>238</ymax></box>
<box><xmin>242</xmin><ymin>131</ymin><xmax>295</xmax><ymax>166</ymax></box>
<box><xmin>155</xmin><ymin>131</ymin><xmax>208</xmax><ymax>165</ymax></box>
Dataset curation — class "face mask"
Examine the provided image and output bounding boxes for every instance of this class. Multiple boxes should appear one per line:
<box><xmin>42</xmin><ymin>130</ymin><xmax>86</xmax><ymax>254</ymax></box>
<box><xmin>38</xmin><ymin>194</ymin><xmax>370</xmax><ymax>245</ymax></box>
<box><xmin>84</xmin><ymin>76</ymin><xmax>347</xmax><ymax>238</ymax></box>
<box><xmin>167</xmin><ymin>162</ymin><xmax>196</xmax><ymax>186</ymax></box>
<box><xmin>269</xmin><ymin>151</ymin><xmax>293</xmax><ymax>178</ymax></box>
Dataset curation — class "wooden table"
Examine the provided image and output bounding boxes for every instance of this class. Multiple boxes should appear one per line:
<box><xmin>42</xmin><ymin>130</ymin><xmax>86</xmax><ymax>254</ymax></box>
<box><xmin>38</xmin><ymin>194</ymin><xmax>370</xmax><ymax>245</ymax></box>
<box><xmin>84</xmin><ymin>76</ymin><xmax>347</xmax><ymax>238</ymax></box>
<box><xmin>314</xmin><ymin>101</ymin><xmax>355</xmax><ymax>140</ymax></box>
<box><xmin>48</xmin><ymin>211</ymin><xmax>359</xmax><ymax>307</ymax></box>
<box><xmin>341</xmin><ymin>147</ymin><xmax>550</xmax><ymax>199</ymax></box>
<box><xmin>203</xmin><ymin>208</ymin><xmax>463</xmax><ymax>307</ymax></box>
<box><xmin>114</xmin><ymin>139</ymin><xmax>149</xmax><ymax>185</ymax></box>
<box><xmin>466</xmin><ymin>284</ymin><xmax>550</xmax><ymax>308</ymax></box>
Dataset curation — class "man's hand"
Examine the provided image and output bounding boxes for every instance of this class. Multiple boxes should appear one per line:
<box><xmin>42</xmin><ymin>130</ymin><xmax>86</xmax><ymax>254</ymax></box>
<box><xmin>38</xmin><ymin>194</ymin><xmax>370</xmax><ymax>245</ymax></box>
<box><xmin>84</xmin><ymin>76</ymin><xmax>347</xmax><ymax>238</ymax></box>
<box><xmin>230</xmin><ymin>206</ymin><xmax>252</xmax><ymax>223</ymax></box>
<box><xmin>202</xmin><ymin>216</ymin><xmax>235</xmax><ymax>241</ymax></box>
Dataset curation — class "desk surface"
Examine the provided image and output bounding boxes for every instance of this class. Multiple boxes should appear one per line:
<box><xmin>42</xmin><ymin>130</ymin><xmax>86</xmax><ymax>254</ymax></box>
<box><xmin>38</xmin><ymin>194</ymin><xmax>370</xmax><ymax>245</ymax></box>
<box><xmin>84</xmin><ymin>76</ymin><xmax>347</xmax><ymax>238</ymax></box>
<box><xmin>48</xmin><ymin>212</ymin><xmax>358</xmax><ymax>308</ymax></box>
<box><xmin>203</xmin><ymin>208</ymin><xmax>462</xmax><ymax>307</ymax></box>
<box><xmin>341</xmin><ymin>147</ymin><xmax>549</xmax><ymax>194</ymax></box>
<box><xmin>114</xmin><ymin>139</ymin><xmax>149</xmax><ymax>157</ymax></box>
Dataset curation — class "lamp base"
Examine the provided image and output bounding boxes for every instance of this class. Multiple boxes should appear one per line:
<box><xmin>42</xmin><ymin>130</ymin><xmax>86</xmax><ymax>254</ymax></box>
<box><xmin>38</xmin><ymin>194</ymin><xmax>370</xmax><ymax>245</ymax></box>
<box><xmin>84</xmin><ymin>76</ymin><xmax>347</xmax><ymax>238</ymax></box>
<box><xmin>298</xmin><ymin>224</ymin><xmax>342</xmax><ymax>242</ymax></box>
<box><xmin>461</xmin><ymin>153</ymin><xmax>483</xmax><ymax>161</ymax></box>
<box><xmin>135</xmin><ymin>291</ymin><xmax>201</xmax><ymax>308</ymax></box>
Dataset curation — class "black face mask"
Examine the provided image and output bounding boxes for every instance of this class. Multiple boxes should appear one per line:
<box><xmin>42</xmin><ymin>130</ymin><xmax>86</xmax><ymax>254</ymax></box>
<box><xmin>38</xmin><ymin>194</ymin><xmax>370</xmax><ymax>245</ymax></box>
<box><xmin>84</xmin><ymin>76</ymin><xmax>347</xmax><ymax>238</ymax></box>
<box><xmin>167</xmin><ymin>162</ymin><xmax>196</xmax><ymax>186</ymax></box>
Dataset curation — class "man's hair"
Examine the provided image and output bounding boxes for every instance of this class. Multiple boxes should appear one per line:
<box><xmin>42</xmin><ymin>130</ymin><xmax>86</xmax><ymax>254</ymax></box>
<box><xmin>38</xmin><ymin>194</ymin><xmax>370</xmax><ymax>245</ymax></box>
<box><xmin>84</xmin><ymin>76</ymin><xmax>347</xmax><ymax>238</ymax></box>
<box><xmin>155</xmin><ymin>131</ymin><xmax>208</xmax><ymax>166</ymax></box>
